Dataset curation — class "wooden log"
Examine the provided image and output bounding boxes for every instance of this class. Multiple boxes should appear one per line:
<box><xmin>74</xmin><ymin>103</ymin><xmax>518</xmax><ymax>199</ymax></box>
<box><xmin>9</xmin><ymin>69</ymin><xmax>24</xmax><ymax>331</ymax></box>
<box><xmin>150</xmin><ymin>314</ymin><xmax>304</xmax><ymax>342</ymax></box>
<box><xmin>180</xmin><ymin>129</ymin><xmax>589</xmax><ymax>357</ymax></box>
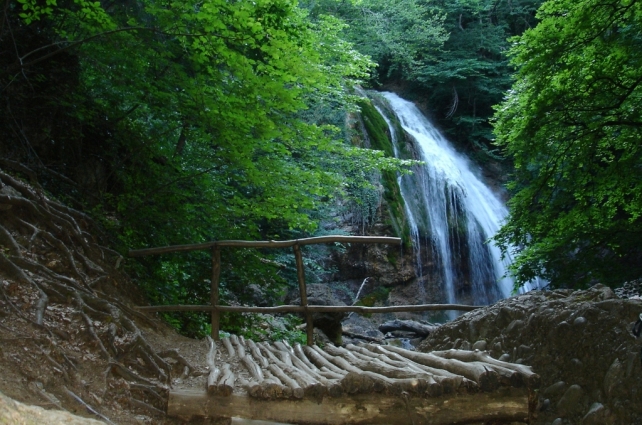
<box><xmin>273</xmin><ymin>345</ymin><xmax>340</xmax><ymax>394</ymax></box>
<box><xmin>237</xmin><ymin>377</ymin><xmax>261</xmax><ymax>399</ymax></box>
<box><xmin>210</xmin><ymin>246</ymin><xmax>221</xmax><ymax>340</ymax></box>
<box><xmin>374</xmin><ymin>346</ymin><xmax>476</xmax><ymax>392</ymax></box>
<box><xmin>323</xmin><ymin>344</ymin><xmax>358</xmax><ymax>361</ymax></box>
<box><xmin>293</xmin><ymin>243</ymin><xmax>314</xmax><ymax>346</ymax></box>
<box><xmin>241</xmin><ymin>355</ymin><xmax>263</xmax><ymax>382</ymax></box>
<box><xmin>259</xmin><ymin>344</ymin><xmax>327</xmax><ymax>398</ymax></box>
<box><xmin>275</xmin><ymin>340</ymin><xmax>294</xmax><ymax>355</ymax></box>
<box><xmin>168</xmin><ymin>388</ymin><xmax>532</xmax><ymax>424</ymax></box>
<box><xmin>135</xmin><ymin>303</ymin><xmax>481</xmax><ymax>314</ymax></box>
<box><xmin>205</xmin><ymin>337</ymin><xmax>221</xmax><ymax>394</ymax></box>
<box><xmin>313</xmin><ymin>346</ymin><xmax>394</xmax><ymax>393</ymax></box>
<box><xmin>336</xmin><ymin>368</ymin><xmax>431</xmax><ymax>397</ymax></box>
<box><xmin>378</xmin><ymin>319</ymin><xmax>438</xmax><ymax>337</ymax></box>
<box><xmin>266</xmin><ymin>344</ymin><xmax>317</xmax><ymax>380</ymax></box>
<box><xmin>288</xmin><ymin>354</ymin><xmax>321</xmax><ymax>380</ymax></box>
<box><xmin>129</xmin><ymin>235</ymin><xmax>402</xmax><ymax>257</ymax></box>
<box><xmin>431</xmin><ymin>349</ymin><xmax>541</xmax><ymax>389</ymax></box>
<box><xmin>241</xmin><ymin>373</ymin><xmax>278</xmax><ymax>400</ymax></box>
<box><xmin>230</xmin><ymin>335</ymin><xmax>246</xmax><ymax>358</ymax></box>
<box><xmin>247</xmin><ymin>380</ymin><xmax>277</xmax><ymax>399</ymax></box>
<box><xmin>303</xmin><ymin>346</ymin><xmax>346</xmax><ymax>376</ymax></box>
<box><xmin>207</xmin><ymin>370</ymin><xmax>221</xmax><ymax>394</ymax></box>
<box><xmin>266</xmin><ymin>343</ymin><xmax>293</xmax><ymax>367</ymax></box>
<box><xmin>324</xmin><ymin>345</ymin><xmax>435</xmax><ymax>396</ymax></box>
<box><xmin>317</xmin><ymin>367</ymin><xmax>344</xmax><ymax>380</ymax></box>
<box><xmin>382</xmin><ymin>345</ymin><xmax>500</xmax><ymax>392</ymax></box>
<box><xmin>221</xmin><ymin>337</ymin><xmax>235</xmax><ymax>357</ymax></box>
<box><xmin>260</xmin><ymin>370</ymin><xmax>289</xmax><ymax>399</ymax></box>
<box><xmin>359</xmin><ymin>344</ymin><xmax>467</xmax><ymax>379</ymax></box>
<box><xmin>294</xmin><ymin>343</ymin><xmax>319</xmax><ymax>371</ymax></box>
<box><xmin>364</xmin><ymin>345</ymin><xmax>464</xmax><ymax>394</ymax></box>
<box><xmin>205</xmin><ymin>336</ymin><xmax>217</xmax><ymax>368</ymax></box>
<box><xmin>296</xmin><ymin>346</ymin><xmax>346</xmax><ymax>395</ymax></box>
<box><xmin>347</xmin><ymin>344</ymin><xmax>416</xmax><ymax>370</ymax></box>
<box><xmin>339</xmin><ymin>371</ymin><xmax>375</xmax><ymax>394</ymax></box>
<box><xmin>217</xmin><ymin>364</ymin><xmax>235</xmax><ymax>397</ymax></box>
<box><xmin>246</xmin><ymin>339</ymin><xmax>269</xmax><ymax>368</ymax></box>
<box><xmin>268</xmin><ymin>364</ymin><xmax>304</xmax><ymax>399</ymax></box>
<box><xmin>343</xmin><ymin>345</ymin><xmax>442</xmax><ymax>396</ymax></box>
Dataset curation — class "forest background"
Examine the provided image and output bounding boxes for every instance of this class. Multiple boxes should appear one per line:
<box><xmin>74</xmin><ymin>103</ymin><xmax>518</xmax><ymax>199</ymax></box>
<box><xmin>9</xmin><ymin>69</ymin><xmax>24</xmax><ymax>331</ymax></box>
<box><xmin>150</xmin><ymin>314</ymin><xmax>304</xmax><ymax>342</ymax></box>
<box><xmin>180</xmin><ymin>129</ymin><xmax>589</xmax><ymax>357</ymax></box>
<box><xmin>2</xmin><ymin>0</ymin><xmax>641</xmax><ymax>338</ymax></box>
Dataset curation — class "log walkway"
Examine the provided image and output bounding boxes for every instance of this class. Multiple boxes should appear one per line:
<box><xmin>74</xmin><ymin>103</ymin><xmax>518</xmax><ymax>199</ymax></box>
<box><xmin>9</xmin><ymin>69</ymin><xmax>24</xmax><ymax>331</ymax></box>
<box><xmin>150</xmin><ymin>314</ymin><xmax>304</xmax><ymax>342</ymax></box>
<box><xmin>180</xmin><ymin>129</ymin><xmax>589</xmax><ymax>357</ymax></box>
<box><xmin>169</xmin><ymin>336</ymin><xmax>539</xmax><ymax>424</ymax></box>
<box><xmin>132</xmin><ymin>237</ymin><xmax>535</xmax><ymax>423</ymax></box>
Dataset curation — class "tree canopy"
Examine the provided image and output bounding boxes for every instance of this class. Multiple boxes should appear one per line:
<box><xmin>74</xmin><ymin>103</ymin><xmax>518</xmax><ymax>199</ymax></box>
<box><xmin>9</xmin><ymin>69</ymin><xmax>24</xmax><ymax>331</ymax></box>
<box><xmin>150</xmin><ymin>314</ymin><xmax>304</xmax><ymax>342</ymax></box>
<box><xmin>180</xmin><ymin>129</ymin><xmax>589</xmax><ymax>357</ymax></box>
<box><xmin>2</xmin><ymin>0</ymin><xmax>416</xmax><ymax>335</ymax></box>
<box><xmin>307</xmin><ymin>0</ymin><xmax>542</xmax><ymax>159</ymax></box>
<box><xmin>493</xmin><ymin>0</ymin><xmax>642</xmax><ymax>288</ymax></box>
<box><xmin>10</xmin><ymin>0</ymin><xmax>642</xmax><ymax>333</ymax></box>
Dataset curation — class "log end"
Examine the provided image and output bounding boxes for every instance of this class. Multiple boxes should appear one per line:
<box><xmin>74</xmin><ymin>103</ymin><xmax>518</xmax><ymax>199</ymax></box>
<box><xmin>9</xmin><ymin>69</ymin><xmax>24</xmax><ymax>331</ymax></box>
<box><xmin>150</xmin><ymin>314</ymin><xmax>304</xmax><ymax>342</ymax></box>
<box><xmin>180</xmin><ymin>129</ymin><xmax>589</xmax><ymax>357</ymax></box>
<box><xmin>217</xmin><ymin>384</ymin><xmax>234</xmax><ymax>397</ymax></box>
<box><xmin>478</xmin><ymin>370</ymin><xmax>500</xmax><ymax>393</ymax></box>
<box><xmin>526</xmin><ymin>373</ymin><xmax>541</xmax><ymax>390</ymax></box>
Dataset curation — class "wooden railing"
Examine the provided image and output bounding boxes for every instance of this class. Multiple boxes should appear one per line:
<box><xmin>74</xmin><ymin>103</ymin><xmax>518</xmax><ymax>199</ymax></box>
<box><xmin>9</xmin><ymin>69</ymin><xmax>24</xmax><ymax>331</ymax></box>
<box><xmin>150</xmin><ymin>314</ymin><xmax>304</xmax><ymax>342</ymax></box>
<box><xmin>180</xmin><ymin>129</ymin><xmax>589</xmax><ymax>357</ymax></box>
<box><xmin>129</xmin><ymin>236</ymin><xmax>481</xmax><ymax>345</ymax></box>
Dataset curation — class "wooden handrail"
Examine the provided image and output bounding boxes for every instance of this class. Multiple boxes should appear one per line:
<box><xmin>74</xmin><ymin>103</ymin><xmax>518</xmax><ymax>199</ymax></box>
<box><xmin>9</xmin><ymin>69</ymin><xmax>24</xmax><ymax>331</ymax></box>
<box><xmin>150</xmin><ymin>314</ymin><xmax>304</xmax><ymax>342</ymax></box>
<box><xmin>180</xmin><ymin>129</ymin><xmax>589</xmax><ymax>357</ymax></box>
<box><xmin>128</xmin><ymin>235</ymin><xmax>479</xmax><ymax>345</ymax></box>
<box><xmin>134</xmin><ymin>304</ymin><xmax>481</xmax><ymax>313</ymax></box>
<box><xmin>128</xmin><ymin>235</ymin><xmax>401</xmax><ymax>257</ymax></box>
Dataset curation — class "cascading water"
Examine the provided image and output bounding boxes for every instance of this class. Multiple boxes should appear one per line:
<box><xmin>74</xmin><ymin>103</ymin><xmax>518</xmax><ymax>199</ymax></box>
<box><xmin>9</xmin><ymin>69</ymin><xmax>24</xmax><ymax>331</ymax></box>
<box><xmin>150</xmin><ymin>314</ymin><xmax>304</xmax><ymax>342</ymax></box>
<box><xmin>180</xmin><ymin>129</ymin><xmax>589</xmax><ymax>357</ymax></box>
<box><xmin>376</xmin><ymin>92</ymin><xmax>514</xmax><ymax>307</ymax></box>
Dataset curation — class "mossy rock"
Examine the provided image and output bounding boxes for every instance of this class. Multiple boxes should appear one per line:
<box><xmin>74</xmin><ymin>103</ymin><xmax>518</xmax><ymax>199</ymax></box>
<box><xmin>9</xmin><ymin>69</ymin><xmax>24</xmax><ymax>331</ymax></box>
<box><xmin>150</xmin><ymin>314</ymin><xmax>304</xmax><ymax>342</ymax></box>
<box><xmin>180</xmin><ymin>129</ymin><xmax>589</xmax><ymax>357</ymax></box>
<box><xmin>356</xmin><ymin>98</ymin><xmax>412</xmax><ymax>246</ymax></box>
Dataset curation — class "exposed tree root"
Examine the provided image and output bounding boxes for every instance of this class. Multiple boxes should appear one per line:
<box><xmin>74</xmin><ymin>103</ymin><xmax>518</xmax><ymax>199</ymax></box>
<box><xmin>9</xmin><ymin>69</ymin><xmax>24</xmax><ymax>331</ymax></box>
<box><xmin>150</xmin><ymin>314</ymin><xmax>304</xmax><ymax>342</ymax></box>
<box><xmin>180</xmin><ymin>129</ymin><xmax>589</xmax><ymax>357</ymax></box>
<box><xmin>0</xmin><ymin>165</ymin><xmax>173</xmax><ymax>417</ymax></box>
<box><xmin>64</xmin><ymin>387</ymin><xmax>117</xmax><ymax>425</ymax></box>
<box><xmin>130</xmin><ymin>397</ymin><xmax>166</xmax><ymax>417</ymax></box>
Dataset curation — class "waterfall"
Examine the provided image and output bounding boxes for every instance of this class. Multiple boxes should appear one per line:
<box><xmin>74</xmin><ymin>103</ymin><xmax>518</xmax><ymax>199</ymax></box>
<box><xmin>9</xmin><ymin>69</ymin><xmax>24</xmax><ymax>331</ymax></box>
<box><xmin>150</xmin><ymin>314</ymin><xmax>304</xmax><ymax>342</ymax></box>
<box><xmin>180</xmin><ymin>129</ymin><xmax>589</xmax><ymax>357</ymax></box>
<box><xmin>377</xmin><ymin>92</ymin><xmax>514</xmax><ymax>306</ymax></box>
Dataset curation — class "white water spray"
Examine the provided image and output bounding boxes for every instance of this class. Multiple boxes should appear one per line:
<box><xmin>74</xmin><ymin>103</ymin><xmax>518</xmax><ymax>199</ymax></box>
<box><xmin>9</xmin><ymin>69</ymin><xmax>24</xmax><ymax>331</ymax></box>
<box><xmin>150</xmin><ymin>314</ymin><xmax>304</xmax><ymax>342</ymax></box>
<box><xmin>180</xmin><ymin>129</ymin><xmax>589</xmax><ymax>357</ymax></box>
<box><xmin>379</xmin><ymin>92</ymin><xmax>514</xmax><ymax>305</ymax></box>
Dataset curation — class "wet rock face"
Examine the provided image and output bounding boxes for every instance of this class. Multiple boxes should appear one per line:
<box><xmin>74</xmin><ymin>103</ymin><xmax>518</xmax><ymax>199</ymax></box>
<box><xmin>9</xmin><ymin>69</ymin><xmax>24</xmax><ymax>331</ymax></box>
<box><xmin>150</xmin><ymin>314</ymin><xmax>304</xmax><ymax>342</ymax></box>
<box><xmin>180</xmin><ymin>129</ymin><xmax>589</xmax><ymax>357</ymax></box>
<box><xmin>332</xmin><ymin>242</ymin><xmax>415</xmax><ymax>288</ymax></box>
<box><xmin>419</xmin><ymin>284</ymin><xmax>642</xmax><ymax>425</ymax></box>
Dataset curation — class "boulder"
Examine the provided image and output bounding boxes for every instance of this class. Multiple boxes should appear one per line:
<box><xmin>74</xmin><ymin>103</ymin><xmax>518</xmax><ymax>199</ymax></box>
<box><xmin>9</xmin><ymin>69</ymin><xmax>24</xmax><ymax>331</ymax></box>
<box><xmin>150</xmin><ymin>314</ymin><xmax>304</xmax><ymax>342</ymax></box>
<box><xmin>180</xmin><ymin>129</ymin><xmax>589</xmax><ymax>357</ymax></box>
<box><xmin>581</xmin><ymin>402</ymin><xmax>613</xmax><ymax>425</ymax></box>
<box><xmin>0</xmin><ymin>391</ymin><xmax>104</xmax><ymax>425</ymax></box>
<box><xmin>556</xmin><ymin>384</ymin><xmax>585</xmax><ymax>417</ymax></box>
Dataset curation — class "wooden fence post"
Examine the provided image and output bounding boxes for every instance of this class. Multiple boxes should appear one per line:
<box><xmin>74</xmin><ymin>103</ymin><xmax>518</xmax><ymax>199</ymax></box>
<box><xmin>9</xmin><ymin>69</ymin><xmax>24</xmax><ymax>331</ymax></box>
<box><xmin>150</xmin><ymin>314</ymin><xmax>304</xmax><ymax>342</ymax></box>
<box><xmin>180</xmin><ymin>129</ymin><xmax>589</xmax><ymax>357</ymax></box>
<box><xmin>293</xmin><ymin>244</ymin><xmax>313</xmax><ymax>345</ymax></box>
<box><xmin>211</xmin><ymin>245</ymin><xmax>221</xmax><ymax>340</ymax></box>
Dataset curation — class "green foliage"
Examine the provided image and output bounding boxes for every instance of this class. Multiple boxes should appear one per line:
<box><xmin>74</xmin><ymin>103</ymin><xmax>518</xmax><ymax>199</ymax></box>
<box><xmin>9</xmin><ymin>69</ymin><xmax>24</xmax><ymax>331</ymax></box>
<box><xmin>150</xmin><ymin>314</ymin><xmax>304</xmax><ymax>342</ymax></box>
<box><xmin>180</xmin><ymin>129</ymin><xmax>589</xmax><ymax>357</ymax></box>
<box><xmin>215</xmin><ymin>313</ymin><xmax>305</xmax><ymax>344</ymax></box>
<box><xmin>493</xmin><ymin>0</ymin><xmax>642</xmax><ymax>288</ymax></box>
<box><xmin>323</xmin><ymin>0</ymin><xmax>448</xmax><ymax>79</ymax></box>
<box><xmin>359</xmin><ymin>99</ymin><xmax>394</xmax><ymax>156</ymax></box>
<box><xmin>303</xmin><ymin>0</ymin><xmax>448</xmax><ymax>81</ymax></box>
<box><xmin>412</xmin><ymin>0</ymin><xmax>543</xmax><ymax>153</ymax></box>
<box><xmin>309</xmin><ymin>0</ymin><xmax>542</xmax><ymax>159</ymax></box>
<box><xmin>266</xmin><ymin>314</ymin><xmax>307</xmax><ymax>345</ymax></box>
<box><xmin>357</xmin><ymin>97</ymin><xmax>413</xmax><ymax>245</ymax></box>
<box><xmin>2</xmin><ymin>0</ymin><xmax>417</xmax><ymax>336</ymax></box>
